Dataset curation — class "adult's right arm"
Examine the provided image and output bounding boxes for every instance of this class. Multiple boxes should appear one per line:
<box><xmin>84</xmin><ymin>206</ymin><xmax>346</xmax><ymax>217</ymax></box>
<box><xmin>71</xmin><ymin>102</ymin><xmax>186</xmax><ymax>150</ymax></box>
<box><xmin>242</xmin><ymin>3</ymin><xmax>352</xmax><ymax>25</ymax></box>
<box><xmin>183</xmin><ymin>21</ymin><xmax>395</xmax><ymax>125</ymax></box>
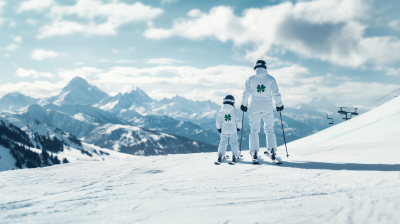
<box><xmin>271</xmin><ymin>79</ymin><xmax>283</xmax><ymax>107</ymax></box>
<box><xmin>241</xmin><ymin>78</ymin><xmax>252</xmax><ymax>106</ymax></box>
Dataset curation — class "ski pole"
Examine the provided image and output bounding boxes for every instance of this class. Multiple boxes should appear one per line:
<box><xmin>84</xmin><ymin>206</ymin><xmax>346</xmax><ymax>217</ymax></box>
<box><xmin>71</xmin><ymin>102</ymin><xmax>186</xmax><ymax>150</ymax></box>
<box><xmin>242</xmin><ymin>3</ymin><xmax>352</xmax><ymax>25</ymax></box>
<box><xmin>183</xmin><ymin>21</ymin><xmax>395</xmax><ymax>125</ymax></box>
<box><xmin>239</xmin><ymin>110</ymin><xmax>244</xmax><ymax>157</ymax></box>
<box><xmin>279</xmin><ymin>111</ymin><xmax>289</xmax><ymax>157</ymax></box>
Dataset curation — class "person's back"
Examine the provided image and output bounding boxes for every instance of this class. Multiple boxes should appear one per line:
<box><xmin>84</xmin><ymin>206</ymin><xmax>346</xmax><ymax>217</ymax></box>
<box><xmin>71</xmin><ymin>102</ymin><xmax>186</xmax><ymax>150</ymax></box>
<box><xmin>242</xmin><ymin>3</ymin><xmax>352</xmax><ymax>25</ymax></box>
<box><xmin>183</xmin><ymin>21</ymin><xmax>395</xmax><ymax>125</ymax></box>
<box><xmin>240</xmin><ymin>60</ymin><xmax>284</xmax><ymax>160</ymax></box>
<box><xmin>242</xmin><ymin>66</ymin><xmax>282</xmax><ymax>112</ymax></box>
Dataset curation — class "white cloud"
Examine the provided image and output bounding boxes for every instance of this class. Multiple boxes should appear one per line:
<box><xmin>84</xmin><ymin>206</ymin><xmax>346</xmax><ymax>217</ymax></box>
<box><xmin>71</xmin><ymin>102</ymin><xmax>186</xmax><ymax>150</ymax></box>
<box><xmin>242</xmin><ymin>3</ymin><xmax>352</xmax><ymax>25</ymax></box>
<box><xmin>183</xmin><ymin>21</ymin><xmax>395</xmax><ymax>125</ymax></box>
<box><xmin>99</xmin><ymin>59</ymin><xmax>110</xmax><ymax>62</ymax></box>
<box><xmin>87</xmin><ymin>64</ymin><xmax>400</xmax><ymax>107</ymax></box>
<box><xmin>5</xmin><ymin>44</ymin><xmax>18</xmax><ymax>51</ymax></box>
<box><xmin>385</xmin><ymin>68</ymin><xmax>400</xmax><ymax>76</ymax></box>
<box><xmin>15</xmin><ymin>68</ymin><xmax>54</xmax><ymax>78</ymax></box>
<box><xmin>27</xmin><ymin>18</ymin><xmax>37</xmax><ymax>25</ymax></box>
<box><xmin>0</xmin><ymin>0</ymin><xmax>6</xmax><ymax>27</ymax></box>
<box><xmin>0</xmin><ymin>81</ymin><xmax>65</xmax><ymax>99</ymax></box>
<box><xmin>187</xmin><ymin>9</ymin><xmax>203</xmax><ymax>18</ymax></box>
<box><xmin>30</xmin><ymin>49</ymin><xmax>60</xmax><ymax>60</ymax></box>
<box><xmin>13</xmin><ymin>36</ymin><xmax>22</xmax><ymax>43</ymax></box>
<box><xmin>17</xmin><ymin>0</ymin><xmax>54</xmax><ymax>13</ymax></box>
<box><xmin>146</xmin><ymin>58</ymin><xmax>183</xmax><ymax>65</ymax></box>
<box><xmin>112</xmin><ymin>49</ymin><xmax>118</xmax><ymax>54</ymax></box>
<box><xmin>116</xmin><ymin>60</ymin><xmax>136</xmax><ymax>63</ymax></box>
<box><xmin>36</xmin><ymin>0</ymin><xmax>163</xmax><ymax>38</ymax></box>
<box><xmin>9</xmin><ymin>20</ymin><xmax>15</xmax><ymax>27</ymax></box>
<box><xmin>4</xmin><ymin>53</ymin><xmax>9</xmax><ymax>57</ymax></box>
<box><xmin>74</xmin><ymin>62</ymin><xmax>85</xmax><ymax>65</ymax></box>
<box><xmin>389</xmin><ymin>20</ymin><xmax>400</xmax><ymax>31</ymax></box>
<box><xmin>144</xmin><ymin>0</ymin><xmax>400</xmax><ymax>68</ymax></box>
<box><xmin>2</xmin><ymin>64</ymin><xmax>398</xmax><ymax>108</ymax></box>
<box><xmin>57</xmin><ymin>67</ymin><xmax>102</xmax><ymax>82</ymax></box>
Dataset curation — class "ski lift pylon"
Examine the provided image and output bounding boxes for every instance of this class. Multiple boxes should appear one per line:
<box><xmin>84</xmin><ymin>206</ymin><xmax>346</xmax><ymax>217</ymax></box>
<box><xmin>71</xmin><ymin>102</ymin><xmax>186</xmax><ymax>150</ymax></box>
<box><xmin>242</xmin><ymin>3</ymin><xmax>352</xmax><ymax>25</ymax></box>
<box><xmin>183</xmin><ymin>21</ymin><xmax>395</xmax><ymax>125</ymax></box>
<box><xmin>338</xmin><ymin>107</ymin><xmax>358</xmax><ymax>121</ymax></box>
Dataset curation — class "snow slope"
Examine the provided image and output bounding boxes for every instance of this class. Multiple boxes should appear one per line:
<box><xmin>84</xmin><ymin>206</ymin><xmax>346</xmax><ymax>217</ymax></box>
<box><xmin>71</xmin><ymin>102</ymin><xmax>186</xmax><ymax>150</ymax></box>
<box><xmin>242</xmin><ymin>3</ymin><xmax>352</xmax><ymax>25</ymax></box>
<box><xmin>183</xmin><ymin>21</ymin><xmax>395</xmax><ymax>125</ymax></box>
<box><xmin>286</xmin><ymin>93</ymin><xmax>400</xmax><ymax>148</ymax></box>
<box><xmin>1</xmin><ymin>97</ymin><xmax>400</xmax><ymax>223</ymax></box>
<box><xmin>0</xmin><ymin>142</ymin><xmax>399</xmax><ymax>223</ymax></box>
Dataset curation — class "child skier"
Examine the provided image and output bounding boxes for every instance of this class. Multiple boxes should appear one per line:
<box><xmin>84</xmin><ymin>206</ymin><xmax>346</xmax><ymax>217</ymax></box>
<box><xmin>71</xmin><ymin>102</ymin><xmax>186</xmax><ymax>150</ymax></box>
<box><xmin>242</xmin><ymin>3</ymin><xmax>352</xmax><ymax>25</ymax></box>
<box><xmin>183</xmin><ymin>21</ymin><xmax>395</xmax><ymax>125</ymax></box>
<box><xmin>216</xmin><ymin>95</ymin><xmax>243</xmax><ymax>163</ymax></box>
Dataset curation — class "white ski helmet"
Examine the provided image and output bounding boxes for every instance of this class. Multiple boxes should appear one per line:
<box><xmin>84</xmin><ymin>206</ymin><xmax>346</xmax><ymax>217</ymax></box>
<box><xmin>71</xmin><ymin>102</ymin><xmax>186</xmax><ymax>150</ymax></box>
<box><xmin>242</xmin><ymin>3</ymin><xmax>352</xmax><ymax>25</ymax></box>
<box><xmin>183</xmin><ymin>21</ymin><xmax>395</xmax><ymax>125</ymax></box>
<box><xmin>253</xmin><ymin>60</ymin><xmax>267</xmax><ymax>70</ymax></box>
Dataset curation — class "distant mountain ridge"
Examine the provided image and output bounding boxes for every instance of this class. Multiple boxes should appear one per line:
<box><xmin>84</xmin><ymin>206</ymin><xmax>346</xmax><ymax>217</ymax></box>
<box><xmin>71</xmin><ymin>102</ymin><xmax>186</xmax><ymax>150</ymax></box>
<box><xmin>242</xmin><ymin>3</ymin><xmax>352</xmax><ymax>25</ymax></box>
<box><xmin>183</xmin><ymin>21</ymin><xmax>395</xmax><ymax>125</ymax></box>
<box><xmin>0</xmin><ymin>76</ymin><xmax>343</xmax><ymax>153</ymax></box>
<box><xmin>0</xmin><ymin>92</ymin><xmax>38</xmax><ymax>111</ymax></box>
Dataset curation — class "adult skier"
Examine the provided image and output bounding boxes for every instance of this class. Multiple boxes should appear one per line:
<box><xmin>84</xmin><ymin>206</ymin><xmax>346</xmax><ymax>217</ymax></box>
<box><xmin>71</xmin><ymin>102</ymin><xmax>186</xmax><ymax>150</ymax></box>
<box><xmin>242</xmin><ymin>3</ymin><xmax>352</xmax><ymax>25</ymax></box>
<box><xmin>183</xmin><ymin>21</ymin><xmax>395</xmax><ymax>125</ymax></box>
<box><xmin>215</xmin><ymin>95</ymin><xmax>243</xmax><ymax>164</ymax></box>
<box><xmin>240</xmin><ymin>60</ymin><xmax>284</xmax><ymax>162</ymax></box>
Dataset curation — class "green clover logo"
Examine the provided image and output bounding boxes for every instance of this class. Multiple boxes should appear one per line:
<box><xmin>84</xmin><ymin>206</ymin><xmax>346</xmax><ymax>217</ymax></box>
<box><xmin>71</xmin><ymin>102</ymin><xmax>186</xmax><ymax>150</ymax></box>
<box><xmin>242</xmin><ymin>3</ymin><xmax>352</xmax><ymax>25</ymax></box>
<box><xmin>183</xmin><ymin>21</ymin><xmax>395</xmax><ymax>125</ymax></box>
<box><xmin>257</xmin><ymin>84</ymin><xmax>266</xmax><ymax>93</ymax></box>
<box><xmin>224</xmin><ymin>114</ymin><xmax>231</xmax><ymax>122</ymax></box>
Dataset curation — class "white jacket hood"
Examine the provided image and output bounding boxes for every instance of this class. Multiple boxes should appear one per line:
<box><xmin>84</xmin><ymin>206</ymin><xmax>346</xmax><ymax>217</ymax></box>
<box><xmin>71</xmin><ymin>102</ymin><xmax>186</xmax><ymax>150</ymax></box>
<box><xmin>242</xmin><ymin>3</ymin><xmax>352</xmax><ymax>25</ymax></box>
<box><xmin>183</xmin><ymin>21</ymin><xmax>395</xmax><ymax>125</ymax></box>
<box><xmin>255</xmin><ymin>67</ymin><xmax>268</xmax><ymax>77</ymax></box>
<box><xmin>221</xmin><ymin>104</ymin><xmax>235</xmax><ymax>112</ymax></box>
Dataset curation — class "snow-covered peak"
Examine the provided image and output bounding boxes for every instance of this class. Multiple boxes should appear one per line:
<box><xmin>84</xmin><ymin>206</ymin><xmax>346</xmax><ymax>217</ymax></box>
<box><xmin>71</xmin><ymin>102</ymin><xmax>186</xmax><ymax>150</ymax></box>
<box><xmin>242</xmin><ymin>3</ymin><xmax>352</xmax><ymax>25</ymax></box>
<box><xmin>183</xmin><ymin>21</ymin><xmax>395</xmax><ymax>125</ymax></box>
<box><xmin>123</xmin><ymin>86</ymin><xmax>153</xmax><ymax>102</ymax></box>
<box><xmin>6</xmin><ymin>92</ymin><xmax>24</xmax><ymax>97</ymax></box>
<box><xmin>95</xmin><ymin>86</ymin><xmax>153</xmax><ymax>112</ymax></box>
<box><xmin>308</xmin><ymin>95</ymin><xmax>336</xmax><ymax>108</ymax></box>
<box><xmin>46</xmin><ymin>76</ymin><xmax>109</xmax><ymax>106</ymax></box>
<box><xmin>0</xmin><ymin>92</ymin><xmax>38</xmax><ymax>112</ymax></box>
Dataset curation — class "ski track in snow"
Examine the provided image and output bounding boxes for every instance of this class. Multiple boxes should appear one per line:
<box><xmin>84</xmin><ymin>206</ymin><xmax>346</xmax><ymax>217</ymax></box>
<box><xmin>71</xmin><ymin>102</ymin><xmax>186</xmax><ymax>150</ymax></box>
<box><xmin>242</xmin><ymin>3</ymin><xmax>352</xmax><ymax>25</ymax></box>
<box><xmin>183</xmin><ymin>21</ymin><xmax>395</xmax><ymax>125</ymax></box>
<box><xmin>1</xmin><ymin>140</ymin><xmax>400</xmax><ymax>224</ymax></box>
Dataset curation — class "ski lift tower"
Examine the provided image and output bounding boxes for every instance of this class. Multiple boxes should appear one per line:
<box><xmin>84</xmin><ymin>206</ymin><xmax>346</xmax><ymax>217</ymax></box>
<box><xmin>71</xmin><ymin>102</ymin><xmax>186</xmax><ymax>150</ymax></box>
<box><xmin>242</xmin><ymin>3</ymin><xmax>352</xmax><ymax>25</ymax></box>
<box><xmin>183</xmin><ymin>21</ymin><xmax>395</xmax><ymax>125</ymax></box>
<box><xmin>338</xmin><ymin>107</ymin><xmax>358</xmax><ymax>121</ymax></box>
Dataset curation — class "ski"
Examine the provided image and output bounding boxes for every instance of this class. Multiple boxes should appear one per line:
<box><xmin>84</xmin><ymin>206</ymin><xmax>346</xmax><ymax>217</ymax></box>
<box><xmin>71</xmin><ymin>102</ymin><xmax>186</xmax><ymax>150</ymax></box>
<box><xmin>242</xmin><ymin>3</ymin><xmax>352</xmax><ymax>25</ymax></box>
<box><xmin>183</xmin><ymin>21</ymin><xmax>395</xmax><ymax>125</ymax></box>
<box><xmin>252</xmin><ymin>159</ymin><xmax>259</xmax><ymax>164</ymax></box>
<box><xmin>264</xmin><ymin>151</ymin><xmax>282</xmax><ymax>165</ymax></box>
<box><xmin>214</xmin><ymin>156</ymin><xmax>226</xmax><ymax>165</ymax></box>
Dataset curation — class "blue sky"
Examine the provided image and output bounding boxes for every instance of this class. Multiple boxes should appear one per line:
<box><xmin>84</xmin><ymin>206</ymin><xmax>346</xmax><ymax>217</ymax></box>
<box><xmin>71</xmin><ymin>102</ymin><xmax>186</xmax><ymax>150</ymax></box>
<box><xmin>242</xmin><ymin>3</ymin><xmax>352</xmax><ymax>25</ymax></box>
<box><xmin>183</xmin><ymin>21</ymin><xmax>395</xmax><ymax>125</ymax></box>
<box><xmin>1</xmin><ymin>0</ymin><xmax>400</xmax><ymax>109</ymax></box>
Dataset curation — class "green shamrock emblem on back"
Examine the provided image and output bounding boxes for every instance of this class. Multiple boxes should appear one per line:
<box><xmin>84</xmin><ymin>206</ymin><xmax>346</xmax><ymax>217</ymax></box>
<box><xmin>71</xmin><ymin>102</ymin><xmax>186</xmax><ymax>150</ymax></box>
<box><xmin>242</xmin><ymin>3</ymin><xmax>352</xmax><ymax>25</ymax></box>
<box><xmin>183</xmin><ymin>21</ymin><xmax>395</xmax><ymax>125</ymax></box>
<box><xmin>224</xmin><ymin>114</ymin><xmax>231</xmax><ymax>122</ymax></box>
<box><xmin>257</xmin><ymin>84</ymin><xmax>266</xmax><ymax>93</ymax></box>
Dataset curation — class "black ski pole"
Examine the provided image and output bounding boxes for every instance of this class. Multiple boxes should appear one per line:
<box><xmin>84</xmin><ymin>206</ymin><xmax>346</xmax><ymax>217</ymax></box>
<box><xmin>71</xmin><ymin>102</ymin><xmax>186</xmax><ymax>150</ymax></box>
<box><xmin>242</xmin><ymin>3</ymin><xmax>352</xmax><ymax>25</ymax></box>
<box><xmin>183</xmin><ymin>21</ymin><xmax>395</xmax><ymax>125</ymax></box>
<box><xmin>279</xmin><ymin>111</ymin><xmax>289</xmax><ymax>157</ymax></box>
<box><xmin>239</xmin><ymin>110</ymin><xmax>244</xmax><ymax>157</ymax></box>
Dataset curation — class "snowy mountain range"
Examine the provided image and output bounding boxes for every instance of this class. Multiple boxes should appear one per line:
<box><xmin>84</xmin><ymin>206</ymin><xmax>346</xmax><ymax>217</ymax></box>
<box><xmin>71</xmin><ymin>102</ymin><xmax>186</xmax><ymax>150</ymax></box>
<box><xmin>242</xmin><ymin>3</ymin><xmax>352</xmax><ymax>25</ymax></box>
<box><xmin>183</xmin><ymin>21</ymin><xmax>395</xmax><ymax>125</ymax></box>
<box><xmin>0</xmin><ymin>76</ymin><xmax>343</xmax><ymax>168</ymax></box>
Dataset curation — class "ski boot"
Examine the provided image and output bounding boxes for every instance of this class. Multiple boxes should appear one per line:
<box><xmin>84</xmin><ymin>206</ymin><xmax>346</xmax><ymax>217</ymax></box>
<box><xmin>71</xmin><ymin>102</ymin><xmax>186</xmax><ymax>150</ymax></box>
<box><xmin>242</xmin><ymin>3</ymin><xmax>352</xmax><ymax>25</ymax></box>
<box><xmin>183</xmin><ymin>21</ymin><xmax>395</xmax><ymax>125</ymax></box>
<box><xmin>251</xmin><ymin>151</ymin><xmax>259</xmax><ymax>164</ymax></box>
<box><xmin>214</xmin><ymin>153</ymin><xmax>224</xmax><ymax>165</ymax></box>
<box><xmin>270</xmin><ymin>148</ymin><xmax>276</xmax><ymax>160</ymax></box>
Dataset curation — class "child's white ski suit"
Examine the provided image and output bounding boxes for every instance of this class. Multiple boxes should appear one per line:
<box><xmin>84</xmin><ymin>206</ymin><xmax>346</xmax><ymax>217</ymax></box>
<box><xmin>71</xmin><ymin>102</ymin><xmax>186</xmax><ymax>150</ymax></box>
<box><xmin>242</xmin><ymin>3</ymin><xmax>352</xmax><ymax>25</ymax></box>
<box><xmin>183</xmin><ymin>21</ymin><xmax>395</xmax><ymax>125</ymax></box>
<box><xmin>215</xmin><ymin>104</ymin><xmax>243</xmax><ymax>157</ymax></box>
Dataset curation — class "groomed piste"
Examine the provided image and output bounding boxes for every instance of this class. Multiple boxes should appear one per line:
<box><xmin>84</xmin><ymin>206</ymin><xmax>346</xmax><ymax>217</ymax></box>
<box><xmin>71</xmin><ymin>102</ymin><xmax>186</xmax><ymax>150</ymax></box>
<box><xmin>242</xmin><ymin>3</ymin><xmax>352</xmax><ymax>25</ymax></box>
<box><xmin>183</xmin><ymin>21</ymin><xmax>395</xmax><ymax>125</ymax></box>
<box><xmin>1</xmin><ymin>96</ymin><xmax>400</xmax><ymax>223</ymax></box>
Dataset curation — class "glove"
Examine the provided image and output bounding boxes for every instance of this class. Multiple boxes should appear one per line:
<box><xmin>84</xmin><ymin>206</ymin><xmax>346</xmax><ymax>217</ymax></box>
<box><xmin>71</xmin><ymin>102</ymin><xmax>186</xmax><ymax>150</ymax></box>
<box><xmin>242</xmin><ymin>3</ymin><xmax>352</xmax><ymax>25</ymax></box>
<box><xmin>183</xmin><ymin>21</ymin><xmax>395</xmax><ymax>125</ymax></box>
<box><xmin>237</xmin><ymin>128</ymin><xmax>241</xmax><ymax>132</ymax></box>
<box><xmin>240</xmin><ymin>105</ymin><xmax>248</xmax><ymax>112</ymax></box>
<box><xmin>218</xmin><ymin>128</ymin><xmax>221</xmax><ymax>133</ymax></box>
<box><xmin>276</xmin><ymin>105</ymin><xmax>284</xmax><ymax>112</ymax></box>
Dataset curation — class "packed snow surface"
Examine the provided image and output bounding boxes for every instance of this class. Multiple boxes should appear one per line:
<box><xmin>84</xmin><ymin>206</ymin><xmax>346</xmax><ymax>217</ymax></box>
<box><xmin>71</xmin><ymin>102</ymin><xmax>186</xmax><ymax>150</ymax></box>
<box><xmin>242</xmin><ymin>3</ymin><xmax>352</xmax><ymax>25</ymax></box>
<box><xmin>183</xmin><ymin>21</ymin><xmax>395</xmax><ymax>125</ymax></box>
<box><xmin>1</xmin><ymin>140</ymin><xmax>399</xmax><ymax>223</ymax></box>
<box><xmin>1</xmin><ymin>97</ymin><xmax>400</xmax><ymax>223</ymax></box>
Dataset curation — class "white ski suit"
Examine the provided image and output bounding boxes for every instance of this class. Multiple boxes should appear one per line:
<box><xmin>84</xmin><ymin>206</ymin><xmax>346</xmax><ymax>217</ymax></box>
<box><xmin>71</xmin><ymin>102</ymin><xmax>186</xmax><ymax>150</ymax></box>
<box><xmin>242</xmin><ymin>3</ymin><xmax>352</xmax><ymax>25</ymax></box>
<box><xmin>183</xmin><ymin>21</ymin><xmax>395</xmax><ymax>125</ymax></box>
<box><xmin>216</xmin><ymin>104</ymin><xmax>243</xmax><ymax>157</ymax></box>
<box><xmin>241</xmin><ymin>67</ymin><xmax>283</xmax><ymax>154</ymax></box>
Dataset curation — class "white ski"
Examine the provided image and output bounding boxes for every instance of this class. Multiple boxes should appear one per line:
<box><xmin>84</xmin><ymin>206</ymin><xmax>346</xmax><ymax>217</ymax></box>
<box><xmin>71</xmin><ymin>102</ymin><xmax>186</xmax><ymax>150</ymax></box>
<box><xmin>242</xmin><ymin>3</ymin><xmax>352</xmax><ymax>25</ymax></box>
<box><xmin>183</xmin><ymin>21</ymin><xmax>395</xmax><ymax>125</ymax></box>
<box><xmin>252</xmin><ymin>159</ymin><xmax>259</xmax><ymax>164</ymax></box>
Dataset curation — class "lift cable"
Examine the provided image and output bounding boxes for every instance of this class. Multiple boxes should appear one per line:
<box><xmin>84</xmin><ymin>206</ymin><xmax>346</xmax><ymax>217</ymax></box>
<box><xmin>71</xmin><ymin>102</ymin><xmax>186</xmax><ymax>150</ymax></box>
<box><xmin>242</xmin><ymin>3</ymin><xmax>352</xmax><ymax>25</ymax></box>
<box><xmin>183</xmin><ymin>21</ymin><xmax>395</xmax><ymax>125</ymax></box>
<box><xmin>325</xmin><ymin>76</ymin><xmax>400</xmax><ymax>124</ymax></box>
